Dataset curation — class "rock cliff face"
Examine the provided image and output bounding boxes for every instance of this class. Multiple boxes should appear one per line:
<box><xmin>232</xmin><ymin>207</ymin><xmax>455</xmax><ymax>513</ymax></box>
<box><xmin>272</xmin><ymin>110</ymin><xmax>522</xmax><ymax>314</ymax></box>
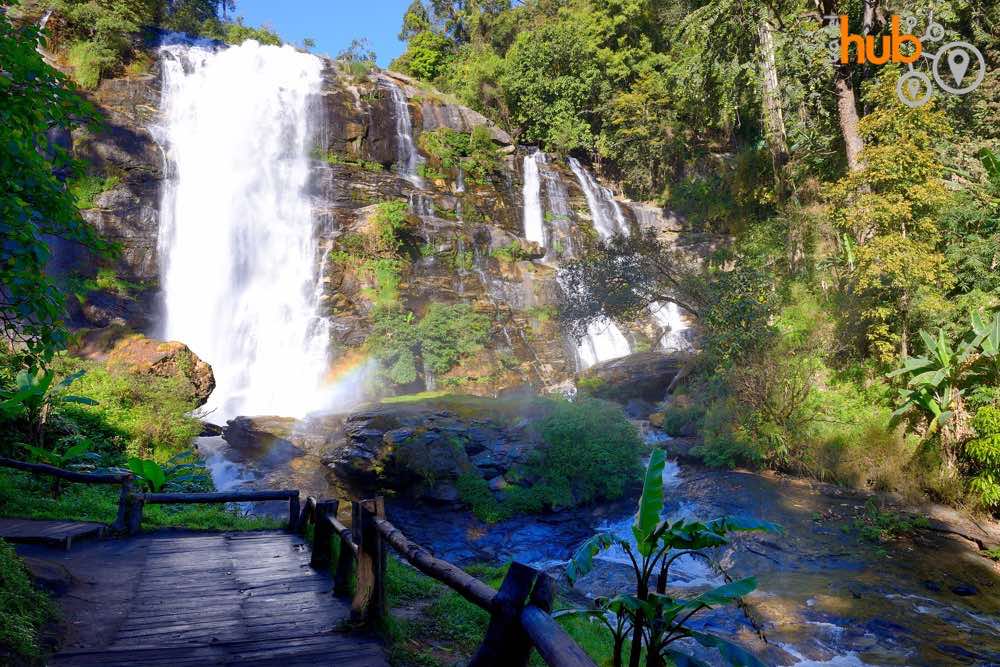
<box><xmin>67</xmin><ymin>53</ymin><xmax>692</xmax><ymax>398</ymax></box>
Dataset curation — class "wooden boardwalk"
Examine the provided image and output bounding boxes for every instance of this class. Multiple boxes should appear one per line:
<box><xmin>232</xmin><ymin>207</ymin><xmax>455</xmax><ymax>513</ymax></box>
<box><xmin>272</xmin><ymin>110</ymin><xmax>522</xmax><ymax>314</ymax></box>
<box><xmin>0</xmin><ymin>518</ymin><xmax>105</xmax><ymax>550</ymax></box>
<box><xmin>50</xmin><ymin>531</ymin><xmax>388</xmax><ymax>666</ymax></box>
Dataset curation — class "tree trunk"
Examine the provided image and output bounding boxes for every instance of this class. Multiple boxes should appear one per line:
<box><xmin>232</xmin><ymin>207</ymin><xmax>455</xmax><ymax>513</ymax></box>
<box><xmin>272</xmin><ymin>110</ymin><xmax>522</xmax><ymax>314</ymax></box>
<box><xmin>819</xmin><ymin>1</ymin><xmax>866</xmax><ymax>171</ymax></box>
<box><xmin>834</xmin><ymin>69</ymin><xmax>865</xmax><ymax>171</ymax></box>
<box><xmin>758</xmin><ymin>11</ymin><xmax>790</xmax><ymax>196</ymax></box>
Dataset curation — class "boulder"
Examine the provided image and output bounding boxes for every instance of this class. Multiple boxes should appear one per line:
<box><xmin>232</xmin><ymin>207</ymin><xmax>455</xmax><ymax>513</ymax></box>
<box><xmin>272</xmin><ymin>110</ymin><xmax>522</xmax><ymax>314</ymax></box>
<box><xmin>222</xmin><ymin>416</ymin><xmax>303</xmax><ymax>468</ymax></box>
<box><xmin>70</xmin><ymin>326</ymin><xmax>215</xmax><ymax>406</ymax></box>
<box><xmin>579</xmin><ymin>351</ymin><xmax>684</xmax><ymax>403</ymax></box>
<box><xmin>325</xmin><ymin>397</ymin><xmax>540</xmax><ymax>504</ymax></box>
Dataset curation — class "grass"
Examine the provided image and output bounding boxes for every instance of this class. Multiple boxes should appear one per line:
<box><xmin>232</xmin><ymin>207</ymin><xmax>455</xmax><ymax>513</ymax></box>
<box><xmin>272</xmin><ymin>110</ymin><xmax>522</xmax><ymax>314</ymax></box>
<box><xmin>381</xmin><ymin>558</ymin><xmax>617</xmax><ymax>666</ymax></box>
<box><xmin>381</xmin><ymin>390</ymin><xmax>452</xmax><ymax>404</ymax></box>
<box><xmin>0</xmin><ymin>470</ymin><xmax>283</xmax><ymax>532</ymax></box>
<box><xmin>845</xmin><ymin>498</ymin><xmax>931</xmax><ymax>546</ymax></box>
<box><xmin>0</xmin><ymin>538</ymin><xmax>55</xmax><ymax>664</ymax></box>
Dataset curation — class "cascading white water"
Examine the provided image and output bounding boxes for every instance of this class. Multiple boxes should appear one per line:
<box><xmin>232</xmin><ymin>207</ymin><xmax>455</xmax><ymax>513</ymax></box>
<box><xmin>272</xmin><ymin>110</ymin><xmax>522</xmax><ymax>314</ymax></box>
<box><xmin>381</xmin><ymin>76</ymin><xmax>425</xmax><ymax>186</ymax></box>
<box><xmin>575</xmin><ymin>318</ymin><xmax>632</xmax><ymax>369</ymax></box>
<box><xmin>649</xmin><ymin>301</ymin><xmax>692</xmax><ymax>352</ymax></box>
<box><xmin>155</xmin><ymin>40</ymin><xmax>330</xmax><ymax>419</ymax></box>
<box><xmin>564</xmin><ymin>158</ymin><xmax>631</xmax><ymax>367</ymax></box>
<box><xmin>522</xmin><ymin>151</ymin><xmax>546</xmax><ymax>247</ymax></box>
<box><xmin>568</xmin><ymin>157</ymin><xmax>630</xmax><ymax>238</ymax></box>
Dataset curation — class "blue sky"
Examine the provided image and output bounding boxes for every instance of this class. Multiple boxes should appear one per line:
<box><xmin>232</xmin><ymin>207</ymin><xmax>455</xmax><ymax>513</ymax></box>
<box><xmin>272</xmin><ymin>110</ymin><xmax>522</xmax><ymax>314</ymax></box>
<box><xmin>233</xmin><ymin>0</ymin><xmax>413</xmax><ymax>66</ymax></box>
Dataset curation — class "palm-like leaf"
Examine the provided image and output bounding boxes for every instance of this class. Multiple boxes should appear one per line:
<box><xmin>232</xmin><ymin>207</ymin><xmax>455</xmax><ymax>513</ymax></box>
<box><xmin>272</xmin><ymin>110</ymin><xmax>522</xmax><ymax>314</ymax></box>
<box><xmin>633</xmin><ymin>448</ymin><xmax>666</xmax><ymax>556</ymax></box>
<box><xmin>567</xmin><ymin>532</ymin><xmax>622</xmax><ymax>583</ymax></box>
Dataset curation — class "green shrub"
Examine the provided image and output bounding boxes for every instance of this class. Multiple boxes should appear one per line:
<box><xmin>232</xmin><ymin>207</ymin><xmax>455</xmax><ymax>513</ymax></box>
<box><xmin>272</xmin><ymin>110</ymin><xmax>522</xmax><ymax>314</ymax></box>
<box><xmin>368</xmin><ymin>309</ymin><xmax>420</xmax><ymax>385</ymax></box>
<box><xmin>491</xmin><ymin>241</ymin><xmax>530</xmax><ymax>263</ymax></box>
<box><xmin>66</xmin><ymin>40</ymin><xmax>114</xmax><ymax>89</ymax></box>
<box><xmin>52</xmin><ymin>357</ymin><xmax>202</xmax><ymax>460</ymax></box>
<box><xmin>660</xmin><ymin>402</ymin><xmax>705</xmax><ymax>436</ymax></box>
<box><xmin>69</xmin><ymin>173</ymin><xmax>120</xmax><ymax>209</ymax></box>
<box><xmin>416</xmin><ymin>303</ymin><xmax>490</xmax><ymax>374</ymax></box>
<box><xmin>967</xmin><ymin>406</ymin><xmax>1000</xmax><ymax>510</ymax></box>
<box><xmin>533</xmin><ymin>397</ymin><xmax>642</xmax><ymax>506</ymax></box>
<box><xmin>0</xmin><ymin>538</ymin><xmax>54</xmax><ymax>662</ymax></box>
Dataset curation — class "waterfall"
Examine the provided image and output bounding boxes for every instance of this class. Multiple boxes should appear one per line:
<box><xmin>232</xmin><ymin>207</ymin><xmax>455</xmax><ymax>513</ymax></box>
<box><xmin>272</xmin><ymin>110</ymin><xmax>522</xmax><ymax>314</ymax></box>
<box><xmin>522</xmin><ymin>151</ymin><xmax>546</xmax><ymax>247</ymax></box>
<box><xmin>649</xmin><ymin>301</ymin><xmax>691</xmax><ymax>352</ymax></box>
<box><xmin>380</xmin><ymin>76</ymin><xmax>424</xmax><ymax>187</ymax></box>
<box><xmin>568</xmin><ymin>157</ymin><xmax>630</xmax><ymax>238</ymax></box>
<box><xmin>564</xmin><ymin>158</ymin><xmax>631</xmax><ymax>368</ymax></box>
<box><xmin>154</xmin><ymin>40</ymin><xmax>330</xmax><ymax>419</ymax></box>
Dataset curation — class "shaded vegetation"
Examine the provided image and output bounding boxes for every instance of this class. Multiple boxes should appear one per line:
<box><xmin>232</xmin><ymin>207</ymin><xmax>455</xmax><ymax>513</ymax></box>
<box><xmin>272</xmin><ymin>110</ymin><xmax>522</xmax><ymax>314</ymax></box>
<box><xmin>0</xmin><ymin>538</ymin><xmax>55</xmax><ymax>665</ymax></box>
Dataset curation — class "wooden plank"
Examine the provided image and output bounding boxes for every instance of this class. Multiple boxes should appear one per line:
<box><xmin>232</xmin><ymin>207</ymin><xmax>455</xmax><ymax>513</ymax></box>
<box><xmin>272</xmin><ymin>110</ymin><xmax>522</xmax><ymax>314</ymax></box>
<box><xmin>0</xmin><ymin>519</ymin><xmax>105</xmax><ymax>549</ymax></box>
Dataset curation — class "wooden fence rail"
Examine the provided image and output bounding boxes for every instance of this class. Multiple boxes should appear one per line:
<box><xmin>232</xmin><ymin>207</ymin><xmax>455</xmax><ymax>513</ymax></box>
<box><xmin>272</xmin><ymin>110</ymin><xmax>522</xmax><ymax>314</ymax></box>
<box><xmin>295</xmin><ymin>495</ymin><xmax>598</xmax><ymax>667</ymax></box>
<box><xmin>2</xmin><ymin>457</ymin><xmax>596</xmax><ymax>666</ymax></box>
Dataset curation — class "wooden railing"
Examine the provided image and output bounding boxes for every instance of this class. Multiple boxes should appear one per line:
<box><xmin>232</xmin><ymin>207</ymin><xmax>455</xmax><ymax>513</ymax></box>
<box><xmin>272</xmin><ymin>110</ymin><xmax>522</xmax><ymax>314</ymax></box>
<box><xmin>294</xmin><ymin>495</ymin><xmax>597</xmax><ymax>667</ymax></box>
<box><xmin>0</xmin><ymin>457</ymin><xmax>300</xmax><ymax>535</ymax></box>
<box><xmin>2</xmin><ymin>457</ymin><xmax>596</xmax><ymax>666</ymax></box>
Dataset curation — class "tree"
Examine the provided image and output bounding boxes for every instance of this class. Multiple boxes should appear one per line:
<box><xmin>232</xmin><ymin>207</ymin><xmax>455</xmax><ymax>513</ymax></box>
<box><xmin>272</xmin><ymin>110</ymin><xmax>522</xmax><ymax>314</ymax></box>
<box><xmin>828</xmin><ymin>69</ymin><xmax>953</xmax><ymax>360</ymax></box>
<box><xmin>0</xmin><ymin>8</ymin><xmax>109</xmax><ymax>368</ymax></box>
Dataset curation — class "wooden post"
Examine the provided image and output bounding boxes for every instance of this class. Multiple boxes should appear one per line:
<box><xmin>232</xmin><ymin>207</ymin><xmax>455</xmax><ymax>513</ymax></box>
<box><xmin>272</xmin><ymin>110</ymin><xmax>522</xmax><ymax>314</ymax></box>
<box><xmin>111</xmin><ymin>476</ymin><xmax>133</xmax><ymax>533</ymax></box>
<box><xmin>469</xmin><ymin>561</ymin><xmax>538</xmax><ymax>667</ymax></box>
<box><xmin>351</xmin><ymin>497</ymin><xmax>386</xmax><ymax>626</ymax></box>
<box><xmin>297</xmin><ymin>496</ymin><xmax>317</xmax><ymax>536</ymax></box>
<box><xmin>333</xmin><ymin>500</ymin><xmax>354</xmax><ymax>596</ymax></box>
<box><xmin>287</xmin><ymin>491</ymin><xmax>300</xmax><ymax>532</ymax></box>
<box><xmin>310</xmin><ymin>500</ymin><xmax>336</xmax><ymax>570</ymax></box>
<box><xmin>529</xmin><ymin>572</ymin><xmax>556</xmax><ymax>612</ymax></box>
<box><xmin>125</xmin><ymin>483</ymin><xmax>144</xmax><ymax>536</ymax></box>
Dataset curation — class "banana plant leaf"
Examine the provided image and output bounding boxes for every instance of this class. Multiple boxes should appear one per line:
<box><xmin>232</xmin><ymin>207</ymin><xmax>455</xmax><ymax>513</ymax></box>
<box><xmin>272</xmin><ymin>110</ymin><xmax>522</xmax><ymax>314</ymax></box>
<box><xmin>688</xmin><ymin>630</ymin><xmax>768</xmax><ymax>667</ymax></box>
<box><xmin>634</xmin><ymin>448</ymin><xmax>666</xmax><ymax>556</ymax></box>
<box><xmin>567</xmin><ymin>532</ymin><xmax>622</xmax><ymax>583</ymax></box>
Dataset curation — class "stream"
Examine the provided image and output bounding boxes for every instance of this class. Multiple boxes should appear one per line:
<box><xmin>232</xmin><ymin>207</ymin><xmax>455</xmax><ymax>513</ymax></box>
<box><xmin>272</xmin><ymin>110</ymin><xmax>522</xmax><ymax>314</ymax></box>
<box><xmin>198</xmin><ymin>426</ymin><xmax>1000</xmax><ymax>666</ymax></box>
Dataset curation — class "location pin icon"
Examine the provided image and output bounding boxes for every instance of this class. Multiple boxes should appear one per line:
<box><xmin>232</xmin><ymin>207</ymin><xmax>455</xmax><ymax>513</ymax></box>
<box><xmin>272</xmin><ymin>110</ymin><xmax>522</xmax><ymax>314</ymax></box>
<box><xmin>948</xmin><ymin>48</ymin><xmax>970</xmax><ymax>86</ymax></box>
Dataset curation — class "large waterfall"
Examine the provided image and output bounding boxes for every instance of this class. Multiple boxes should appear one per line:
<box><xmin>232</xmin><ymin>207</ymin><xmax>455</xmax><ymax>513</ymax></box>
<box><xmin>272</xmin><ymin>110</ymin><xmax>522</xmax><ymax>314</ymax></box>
<box><xmin>522</xmin><ymin>151</ymin><xmax>546</xmax><ymax>247</ymax></box>
<box><xmin>155</xmin><ymin>40</ymin><xmax>330</xmax><ymax>419</ymax></box>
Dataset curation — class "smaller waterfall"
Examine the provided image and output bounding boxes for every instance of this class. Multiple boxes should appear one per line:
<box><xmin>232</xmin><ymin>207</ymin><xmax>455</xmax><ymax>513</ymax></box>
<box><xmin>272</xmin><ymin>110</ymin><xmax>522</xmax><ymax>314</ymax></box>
<box><xmin>568</xmin><ymin>157</ymin><xmax>629</xmax><ymax>238</ymax></box>
<box><xmin>575</xmin><ymin>318</ymin><xmax>632</xmax><ymax>370</ymax></box>
<box><xmin>381</xmin><ymin>77</ymin><xmax>424</xmax><ymax>186</ymax></box>
<box><xmin>649</xmin><ymin>301</ymin><xmax>691</xmax><ymax>352</ymax></box>
<box><xmin>540</xmin><ymin>158</ymin><xmax>577</xmax><ymax>260</ymax></box>
<box><xmin>522</xmin><ymin>151</ymin><xmax>546</xmax><ymax>247</ymax></box>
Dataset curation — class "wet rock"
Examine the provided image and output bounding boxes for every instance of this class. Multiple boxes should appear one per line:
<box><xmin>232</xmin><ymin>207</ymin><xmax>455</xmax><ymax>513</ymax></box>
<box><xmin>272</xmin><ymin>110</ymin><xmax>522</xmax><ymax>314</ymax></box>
<box><xmin>951</xmin><ymin>583</ymin><xmax>978</xmax><ymax>596</ymax></box>
<box><xmin>579</xmin><ymin>351</ymin><xmax>683</xmax><ymax>403</ymax></box>
<box><xmin>326</xmin><ymin>397</ymin><xmax>540</xmax><ymax>503</ymax></box>
<box><xmin>222</xmin><ymin>416</ymin><xmax>303</xmax><ymax>469</ymax></box>
<box><xmin>69</xmin><ymin>326</ymin><xmax>215</xmax><ymax>406</ymax></box>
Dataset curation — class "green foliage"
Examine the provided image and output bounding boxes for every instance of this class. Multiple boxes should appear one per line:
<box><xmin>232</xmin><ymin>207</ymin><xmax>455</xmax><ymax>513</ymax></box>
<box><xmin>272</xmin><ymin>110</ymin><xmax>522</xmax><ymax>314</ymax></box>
<box><xmin>0</xmin><ymin>538</ymin><xmax>54</xmax><ymax>662</ymax></box>
<box><xmin>0</xmin><ymin>367</ymin><xmax>97</xmax><ymax>448</ymax></box>
<box><xmin>562</xmin><ymin>450</ymin><xmax>778</xmax><ymax>667</ymax></box>
<box><xmin>391</xmin><ymin>29</ymin><xmax>451</xmax><ymax>80</ymax></box>
<box><xmin>52</xmin><ymin>357</ymin><xmax>203</xmax><ymax>459</ymax></box>
<box><xmin>847</xmin><ymin>498</ymin><xmax>930</xmax><ymax>545</ymax></box>
<box><xmin>66</xmin><ymin>39</ymin><xmax>114</xmax><ymax>89</ymax></box>
<box><xmin>534</xmin><ymin>397</ymin><xmax>642</xmax><ymax>507</ymax></box>
<box><xmin>69</xmin><ymin>173</ymin><xmax>120</xmax><ymax>209</ymax></box>
<box><xmin>490</xmin><ymin>240</ymin><xmax>530</xmax><ymax>263</ymax></box>
<box><xmin>369</xmin><ymin>304</ymin><xmax>490</xmax><ymax>387</ymax></box>
<box><xmin>967</xmin><ymin>406</ymin><xmax>1000</xmax><ymax>509</ymax></box>
<box><xmin>127</xmin><ymin>450</ymin><xmax>208</xmax><ymax>492</ymax></box>
<box><xmin>416</xmin><ymin>303</ymin><xmax>490</xmax><ymax>374</ymax></box>
<box><xmin>1</xmin><ymin>9</ymin><xmax>108</xmax><ymax>366</ymax></box>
